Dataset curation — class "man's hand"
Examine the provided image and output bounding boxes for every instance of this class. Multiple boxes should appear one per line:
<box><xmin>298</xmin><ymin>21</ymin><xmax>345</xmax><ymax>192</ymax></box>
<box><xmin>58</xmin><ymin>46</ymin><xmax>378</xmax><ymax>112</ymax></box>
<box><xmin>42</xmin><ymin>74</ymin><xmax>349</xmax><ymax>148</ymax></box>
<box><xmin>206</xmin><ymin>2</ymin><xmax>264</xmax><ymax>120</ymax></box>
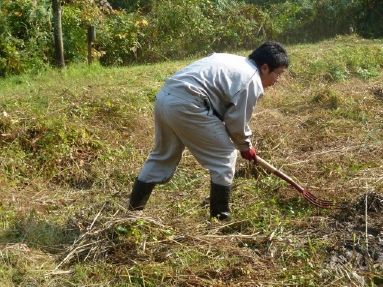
<box><xmin>241</xmin><ymin>147</ymin><xmax>257</xmax><ymax>163</ymax></box>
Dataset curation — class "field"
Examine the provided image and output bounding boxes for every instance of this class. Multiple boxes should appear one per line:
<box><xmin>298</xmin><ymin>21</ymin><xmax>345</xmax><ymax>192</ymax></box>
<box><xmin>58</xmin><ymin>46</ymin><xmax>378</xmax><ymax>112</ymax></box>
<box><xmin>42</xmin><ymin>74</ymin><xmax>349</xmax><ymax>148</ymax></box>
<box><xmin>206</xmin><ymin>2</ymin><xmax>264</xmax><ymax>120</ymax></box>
<box><xmin>0</xmin><ymin>36</ymin><xmax>382</xmax><ymax>286</ymax></box>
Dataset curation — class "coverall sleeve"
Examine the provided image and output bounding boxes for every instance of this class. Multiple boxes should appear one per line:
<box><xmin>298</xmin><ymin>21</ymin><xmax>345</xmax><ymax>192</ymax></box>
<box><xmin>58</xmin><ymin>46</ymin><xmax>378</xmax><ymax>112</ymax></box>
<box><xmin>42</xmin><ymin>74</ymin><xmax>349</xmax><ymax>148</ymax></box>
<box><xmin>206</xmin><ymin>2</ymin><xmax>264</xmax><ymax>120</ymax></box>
<box><xmin>223</xmin><ymin>79</ymin><xmax>261</xmax><ymax>151</ymax></box>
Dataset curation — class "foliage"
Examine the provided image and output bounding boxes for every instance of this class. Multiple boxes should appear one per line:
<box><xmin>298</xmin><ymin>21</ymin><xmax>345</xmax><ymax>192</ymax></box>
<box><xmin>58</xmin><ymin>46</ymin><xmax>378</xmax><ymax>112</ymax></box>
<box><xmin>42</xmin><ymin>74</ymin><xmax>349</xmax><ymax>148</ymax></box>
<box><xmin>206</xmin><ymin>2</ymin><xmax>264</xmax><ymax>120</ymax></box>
<box><xmin>265</xmin><ymin>0</ymin><xmax>355</xmax><ymax>43</ymax></box>
<box><xmin>97</xmin><ymin>0</ymin><xmax>266</xmax><ymax>65</ymax></box>
<box><xmin>1</xmin><ymin>0</ymin><xmax>382</xmax><ymax>77</ymax></box>
<box><xmin>60</xmin><ymin>0</ymin><xmax>105</xmax><ymax>63</ymax></box>
<box><xmin>107</xmin><ymin>0</ymin><xmax>152</xmax><ymax>12</ymax></box>
<box><xmin>96</xmin><ymin>12</ymin><xmax>148</xmax><ymax>65</ymax></box>
<box><xmin>247</xmin><ymin>0</ymin><xmax>383</xmax><ymax>42</ymax></box>
<box><xmin>354</xmin><ymin>0</ymin><xmax>383</xmax><ymax>38</ymax></box>
<box><xmin>0</xmin><ymin>0</ymin><xmax>52</xmax><ymax>77</ymax></box>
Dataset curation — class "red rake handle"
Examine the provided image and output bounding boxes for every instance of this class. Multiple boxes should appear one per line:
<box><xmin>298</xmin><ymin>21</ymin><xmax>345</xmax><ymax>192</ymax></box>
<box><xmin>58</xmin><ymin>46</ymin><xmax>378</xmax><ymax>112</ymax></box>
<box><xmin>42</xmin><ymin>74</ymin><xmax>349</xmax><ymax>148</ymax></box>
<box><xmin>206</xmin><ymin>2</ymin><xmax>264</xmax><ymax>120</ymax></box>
<box><xmin>256</xmin><ymin>156</ymin><xmax>305</xmax><ymax>194</ymax></box>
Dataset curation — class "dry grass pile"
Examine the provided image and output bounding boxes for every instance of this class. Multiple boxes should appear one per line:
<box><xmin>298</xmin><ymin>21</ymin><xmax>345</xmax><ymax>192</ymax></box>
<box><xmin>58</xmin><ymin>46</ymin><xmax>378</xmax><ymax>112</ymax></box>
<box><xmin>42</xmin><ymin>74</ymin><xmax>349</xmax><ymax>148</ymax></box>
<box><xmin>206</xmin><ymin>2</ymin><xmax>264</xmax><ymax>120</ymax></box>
<box><xmin>50</xmin><ymin>190</ymin><xmax>383</xmax><ymax>286</ymax></box>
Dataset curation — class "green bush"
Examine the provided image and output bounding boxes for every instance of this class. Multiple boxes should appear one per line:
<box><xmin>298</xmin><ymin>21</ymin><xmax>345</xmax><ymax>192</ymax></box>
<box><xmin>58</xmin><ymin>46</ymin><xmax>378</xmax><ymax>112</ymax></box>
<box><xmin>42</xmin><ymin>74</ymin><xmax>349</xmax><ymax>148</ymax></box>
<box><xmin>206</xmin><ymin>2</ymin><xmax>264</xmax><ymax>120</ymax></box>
<box><xmin>0</xmin><ymin>0</ymin><xmax>52</xmax><ymax>76</ymax></box>
<box><xmin>61</xmin><ymin>0</ymin><xmax>107</xmax><ymax>63</ymax></box>
<box><xmin>1</xmin><ymin>0</ymin><xmax>382</xmax><ymax>77</ymax></box>
<box><xmin>97</xmin><ymin>13</ymin><xmax>146</xmax><ymax>65</ymax></box>
<box><xmin>98</xmin><ymin>0</ymin><xmax>268</xmax><ymax>65</ymax></box>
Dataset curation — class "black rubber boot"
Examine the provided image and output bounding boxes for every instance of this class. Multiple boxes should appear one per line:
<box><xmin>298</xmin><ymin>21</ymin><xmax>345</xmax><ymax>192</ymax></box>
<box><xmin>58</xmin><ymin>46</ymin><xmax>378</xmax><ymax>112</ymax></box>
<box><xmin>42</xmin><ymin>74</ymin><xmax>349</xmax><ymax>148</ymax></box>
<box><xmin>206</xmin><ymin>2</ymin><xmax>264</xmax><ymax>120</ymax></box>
<box><xmin>210</xmin><ymin>182</ymin><xmax>231</xmax><ymax>220</ymax></box>
<box><xmin>128</xmin><ymin>178</ymin><xmax>155</xmax><ymax>210</ymax></box>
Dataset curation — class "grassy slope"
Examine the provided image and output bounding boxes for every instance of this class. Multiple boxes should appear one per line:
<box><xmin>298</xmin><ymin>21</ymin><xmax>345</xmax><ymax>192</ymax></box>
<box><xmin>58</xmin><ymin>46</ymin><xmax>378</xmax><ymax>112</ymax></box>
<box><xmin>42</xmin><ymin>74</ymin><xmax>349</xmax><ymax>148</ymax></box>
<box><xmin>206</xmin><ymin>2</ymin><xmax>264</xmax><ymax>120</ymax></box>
<box><xmin>0</xmin><ymin>36</ymin><xmax>382</xmax><ymax>286</ymax></box>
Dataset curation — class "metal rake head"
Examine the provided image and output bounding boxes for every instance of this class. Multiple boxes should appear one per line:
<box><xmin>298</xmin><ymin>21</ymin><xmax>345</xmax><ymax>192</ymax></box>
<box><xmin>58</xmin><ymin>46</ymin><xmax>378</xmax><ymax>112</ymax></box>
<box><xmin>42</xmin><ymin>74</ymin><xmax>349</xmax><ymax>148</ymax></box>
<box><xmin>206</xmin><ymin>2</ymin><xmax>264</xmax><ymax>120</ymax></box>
<box><xmin>302</xmin><ymin>189</ymin><xmax>339</xmax><ymax>208</ymax></box>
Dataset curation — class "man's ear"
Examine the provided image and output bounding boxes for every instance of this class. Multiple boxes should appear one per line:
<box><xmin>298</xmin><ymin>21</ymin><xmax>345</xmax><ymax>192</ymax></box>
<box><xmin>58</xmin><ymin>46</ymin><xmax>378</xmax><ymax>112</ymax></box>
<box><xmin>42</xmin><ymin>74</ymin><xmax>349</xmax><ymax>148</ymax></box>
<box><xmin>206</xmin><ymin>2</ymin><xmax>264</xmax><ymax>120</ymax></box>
<box><xmin>260</xmin><ymin>63</ymin><xmax>270</xmax><ymax>75</ymax></box>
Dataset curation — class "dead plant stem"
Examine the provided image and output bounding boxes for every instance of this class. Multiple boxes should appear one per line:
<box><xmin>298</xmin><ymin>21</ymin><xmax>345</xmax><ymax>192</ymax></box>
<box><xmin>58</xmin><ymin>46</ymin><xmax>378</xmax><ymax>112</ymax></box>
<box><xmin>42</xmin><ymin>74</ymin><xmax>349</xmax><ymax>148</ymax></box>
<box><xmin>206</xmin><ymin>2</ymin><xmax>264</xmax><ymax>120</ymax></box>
<box><xmin>365</xmin><ymin>193</ymin><xmax>369</xmax><ymax>255</ymax></box>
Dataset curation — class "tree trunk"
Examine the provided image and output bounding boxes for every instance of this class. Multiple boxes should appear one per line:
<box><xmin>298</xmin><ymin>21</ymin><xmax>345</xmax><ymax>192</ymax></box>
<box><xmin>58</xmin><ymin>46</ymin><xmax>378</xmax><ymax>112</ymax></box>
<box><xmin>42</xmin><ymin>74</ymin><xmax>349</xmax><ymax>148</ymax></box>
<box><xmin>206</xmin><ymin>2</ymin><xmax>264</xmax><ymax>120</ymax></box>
<box><xmin>52</xmin><ymin>0</ymin><xmax>65</xmax><ymax>68</ymax></box>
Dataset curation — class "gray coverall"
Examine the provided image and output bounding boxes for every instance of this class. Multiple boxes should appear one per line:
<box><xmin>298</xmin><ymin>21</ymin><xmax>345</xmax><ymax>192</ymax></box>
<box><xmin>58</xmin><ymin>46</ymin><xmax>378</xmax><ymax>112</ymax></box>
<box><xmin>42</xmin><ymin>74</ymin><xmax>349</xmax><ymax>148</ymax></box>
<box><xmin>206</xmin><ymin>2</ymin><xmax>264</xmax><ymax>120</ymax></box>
<box><xmin>138</xmin><ymin>53</ymin><xmax>264</xmax><ymax>186</ymax></box>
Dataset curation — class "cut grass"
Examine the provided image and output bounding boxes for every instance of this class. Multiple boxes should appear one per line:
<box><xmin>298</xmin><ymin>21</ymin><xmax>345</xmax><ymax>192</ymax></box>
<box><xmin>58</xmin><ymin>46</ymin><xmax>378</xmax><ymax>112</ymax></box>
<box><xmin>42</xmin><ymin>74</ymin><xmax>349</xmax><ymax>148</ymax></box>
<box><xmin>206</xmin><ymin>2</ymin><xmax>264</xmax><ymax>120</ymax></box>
<box><xmin>0</xmin><ymin>36</ymin><xmax>382</xmax><ymax>286</ymax></box>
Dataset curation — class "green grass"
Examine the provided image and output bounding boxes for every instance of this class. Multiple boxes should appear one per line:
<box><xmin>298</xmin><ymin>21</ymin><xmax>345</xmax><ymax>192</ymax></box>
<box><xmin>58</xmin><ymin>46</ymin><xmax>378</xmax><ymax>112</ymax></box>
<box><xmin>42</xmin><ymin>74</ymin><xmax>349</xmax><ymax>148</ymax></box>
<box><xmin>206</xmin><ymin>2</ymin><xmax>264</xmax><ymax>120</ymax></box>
<box><xmin>0</xmin><ymin>36</ymin><xmax>383</xmax><ymax>286</ymax></box>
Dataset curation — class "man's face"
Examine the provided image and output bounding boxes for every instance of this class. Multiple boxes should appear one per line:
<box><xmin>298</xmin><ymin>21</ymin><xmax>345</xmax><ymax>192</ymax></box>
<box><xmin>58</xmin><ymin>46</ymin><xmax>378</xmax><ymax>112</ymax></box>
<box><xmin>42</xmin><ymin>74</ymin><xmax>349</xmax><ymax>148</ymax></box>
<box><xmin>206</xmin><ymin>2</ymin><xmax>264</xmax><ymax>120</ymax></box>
<box><xmin>260</xmin><ymin>64</ymin><xmax>286</xmax><ymax>88</ymax></box>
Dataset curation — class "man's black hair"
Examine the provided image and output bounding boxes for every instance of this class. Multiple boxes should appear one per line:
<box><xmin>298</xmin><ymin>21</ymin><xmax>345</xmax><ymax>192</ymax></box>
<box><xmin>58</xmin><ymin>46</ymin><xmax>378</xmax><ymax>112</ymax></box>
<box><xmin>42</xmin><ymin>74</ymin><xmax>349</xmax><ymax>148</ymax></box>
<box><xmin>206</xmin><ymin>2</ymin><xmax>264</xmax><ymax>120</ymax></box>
<box><xmin>248</xmin><ymin>41</ymin><xmax>290</xmax><ymax>71</ymax></box>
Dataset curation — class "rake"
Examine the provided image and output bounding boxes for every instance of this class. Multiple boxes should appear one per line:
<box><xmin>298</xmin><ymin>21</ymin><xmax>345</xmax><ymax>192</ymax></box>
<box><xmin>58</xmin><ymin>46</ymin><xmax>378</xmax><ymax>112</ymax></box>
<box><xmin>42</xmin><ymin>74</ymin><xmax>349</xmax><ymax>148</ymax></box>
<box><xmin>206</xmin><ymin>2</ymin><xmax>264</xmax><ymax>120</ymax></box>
<box><xmin>256</xmin><ymin>156</ymin><xmax>338</xmax><ymax>208</ymax></box>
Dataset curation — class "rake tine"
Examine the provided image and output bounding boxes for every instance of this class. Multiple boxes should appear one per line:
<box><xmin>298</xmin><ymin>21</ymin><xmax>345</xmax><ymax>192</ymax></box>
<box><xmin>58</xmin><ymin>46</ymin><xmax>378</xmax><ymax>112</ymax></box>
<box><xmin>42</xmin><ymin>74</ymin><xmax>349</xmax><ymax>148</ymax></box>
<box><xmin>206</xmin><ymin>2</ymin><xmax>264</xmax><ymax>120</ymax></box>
<box><xmin>302</xmin><ymin>190</ymin><xmax>320</xmax><ymax>202</ymax></box>
<box><xmin>302</xmin><ymin>190</ymin><xmax>338</xmax><ymax>208</ymax></box>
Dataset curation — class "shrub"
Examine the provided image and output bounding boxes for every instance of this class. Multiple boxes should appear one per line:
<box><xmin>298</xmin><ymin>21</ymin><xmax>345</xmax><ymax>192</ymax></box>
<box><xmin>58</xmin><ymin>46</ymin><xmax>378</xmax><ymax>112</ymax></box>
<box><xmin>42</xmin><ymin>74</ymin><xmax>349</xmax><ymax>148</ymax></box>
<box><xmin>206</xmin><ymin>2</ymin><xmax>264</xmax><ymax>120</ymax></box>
<box><xmin>0</xmin><ymin>0</ymin><xmax>52</xmax><ymax>76</ymax></box>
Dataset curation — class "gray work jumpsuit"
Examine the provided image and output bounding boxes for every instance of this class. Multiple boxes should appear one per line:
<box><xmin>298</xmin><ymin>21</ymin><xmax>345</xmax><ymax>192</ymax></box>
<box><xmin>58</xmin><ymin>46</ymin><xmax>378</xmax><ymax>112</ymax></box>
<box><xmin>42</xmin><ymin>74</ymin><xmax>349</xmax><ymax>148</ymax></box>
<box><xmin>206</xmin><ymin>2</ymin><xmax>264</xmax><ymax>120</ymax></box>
<box><xmin>138</xmin><ymin>53</ymin><xmax>264</xmax><ymax>186</ymax></box>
